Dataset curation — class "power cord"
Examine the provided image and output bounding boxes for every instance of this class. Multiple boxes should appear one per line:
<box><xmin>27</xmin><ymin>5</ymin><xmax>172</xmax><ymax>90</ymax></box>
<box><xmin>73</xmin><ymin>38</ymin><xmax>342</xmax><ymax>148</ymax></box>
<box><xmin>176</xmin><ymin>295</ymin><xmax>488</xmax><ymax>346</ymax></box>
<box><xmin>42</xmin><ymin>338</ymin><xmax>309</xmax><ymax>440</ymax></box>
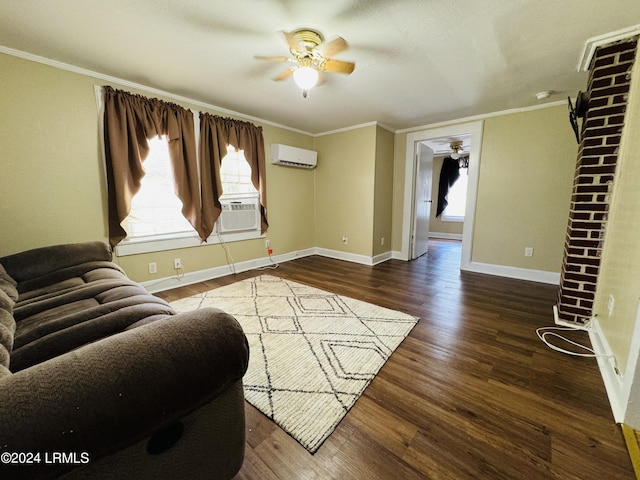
<box><xmin>144</xmin><ymin>277</ymin><xmax>177</xmax><ymax>290</ymax></box>
<box><xmin>143</xmin><ymin>267</ymin><xmax>184</xmax><ymax>290</ymax></box>
<box><xmin>216</xmin><ymin>233</ymin><xmax>237</xmax><ymax>274</ymax></box>
<box><xmin>215</xmin><ymin>233</ymin><xmax>280</xmax><ymax>275</ymax></box>
<box><xmin>173</xmin><ymin>264</ymin><xmax>185</xmax><ymax>281</ymax></box>
<box><xmin>536</xmin><ymin>324</ymin><xmax>613</xmax><ymax>359</ymax></box>
<box><xmin>256</xmin><ymin>245</ymin><xmax>279</xmax><ymax>271</ymax></box>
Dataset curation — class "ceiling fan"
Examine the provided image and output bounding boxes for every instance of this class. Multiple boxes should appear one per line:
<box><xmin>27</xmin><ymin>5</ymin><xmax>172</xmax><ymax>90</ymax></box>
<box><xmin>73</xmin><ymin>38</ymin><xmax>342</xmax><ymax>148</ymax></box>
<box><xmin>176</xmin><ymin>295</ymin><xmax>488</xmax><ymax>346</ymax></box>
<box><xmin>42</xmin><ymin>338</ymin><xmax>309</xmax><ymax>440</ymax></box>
<box><xmin>255</xmin><ymin>28</ymin><xmax>355</xmax><ymax>98</ymax></box>
<box><xmin>449</xmin><ymin>141</ymin><xmax>464</xmax><ymax>159</ymax></box>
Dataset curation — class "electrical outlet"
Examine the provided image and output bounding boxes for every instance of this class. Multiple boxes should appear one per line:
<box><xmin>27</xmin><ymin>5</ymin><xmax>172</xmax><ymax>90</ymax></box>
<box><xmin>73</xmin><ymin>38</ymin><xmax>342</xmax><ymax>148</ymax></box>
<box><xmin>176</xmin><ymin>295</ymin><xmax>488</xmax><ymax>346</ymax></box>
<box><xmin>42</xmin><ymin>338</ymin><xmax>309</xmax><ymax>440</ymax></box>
<box><xmin>148</xmin><ymin>262</ymin><xmax>157</xmax><ymax>274</ymax></box>
<box><xmin>173</xmin><ymin>258</ymin><xmax>182</xmax><ymax>270</ymax></box>
<box><xmin>265</xmin><ymin>239</ymin><xmax>270</xmax><ymax>249</ymax></box>
<box><xmin>524</xmin><ymin>247</ymin><xmax>534</xmax><ymax>257</ymax></box>
<box><xmin>342</xmin><ymin>235</ymin><xmax>348</xmax><ymax>244</ymax></box>
<box><xmin>381</xmin><ymin>237</ymin><xmax>385</xmax><ymax>246</ymax></box>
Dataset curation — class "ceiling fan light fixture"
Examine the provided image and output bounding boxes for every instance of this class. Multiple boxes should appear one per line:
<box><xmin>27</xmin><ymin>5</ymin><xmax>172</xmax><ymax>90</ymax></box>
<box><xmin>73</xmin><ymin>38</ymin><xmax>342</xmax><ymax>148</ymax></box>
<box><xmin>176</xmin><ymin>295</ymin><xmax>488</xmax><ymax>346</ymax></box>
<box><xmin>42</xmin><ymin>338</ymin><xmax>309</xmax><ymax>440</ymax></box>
<box><xmin>293</xmin><ymin>66</ymin><xmax>319</xmax><ymax>90</ymax></box>
<box><xmin>256</xmin><ymin>28</ymin><xmax>354</xmax><ymax>98</ymax></box>
<box><xmin>450</xmin><ymin>141</ymin><xmax>463</xmax><ymax>159</ymax></box>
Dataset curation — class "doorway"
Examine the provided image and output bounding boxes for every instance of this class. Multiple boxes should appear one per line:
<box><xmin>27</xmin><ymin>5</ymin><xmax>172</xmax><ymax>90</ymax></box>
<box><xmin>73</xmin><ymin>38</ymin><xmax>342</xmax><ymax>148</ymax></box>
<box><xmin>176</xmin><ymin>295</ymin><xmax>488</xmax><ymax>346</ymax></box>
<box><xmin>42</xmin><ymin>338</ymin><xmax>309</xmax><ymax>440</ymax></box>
<box><xmin>401</xmin><ymin>120</ymin><xmax>483</xmax><ymax>271</ymax></box>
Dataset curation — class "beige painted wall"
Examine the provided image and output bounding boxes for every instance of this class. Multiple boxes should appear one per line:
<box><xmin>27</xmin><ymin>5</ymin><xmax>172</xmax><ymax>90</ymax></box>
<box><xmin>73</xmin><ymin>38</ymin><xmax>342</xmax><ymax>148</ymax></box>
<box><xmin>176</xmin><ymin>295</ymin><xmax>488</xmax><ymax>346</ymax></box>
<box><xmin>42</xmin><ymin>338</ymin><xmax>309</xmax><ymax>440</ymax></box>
<box><xmin>1</xmin><ymin>51</ymin><xmax>580</xmax><ymax>286</ymax></box>
<box><xmin>593</xmin><ymin>55</ymin><xmax>640</xmax><ymax>376</ymax></box>
<box><xmin>472</xmin><ymin>106</ymin><xmax>575</xmax><ymax>271</ymax></box>
<box><xmin>392</xmin><ymin>106</ymin><xmax>575</xmax><ymax>272</ymax></box>
<box><xmin>0</xmin><ymin>53</ymin><xmax>315</xmax><ymax>282</ymax></box>
<box><xmin>0</xmin><ymin>54</ymin><xmax>108</xmax><ymax>255</ymax></box>
<box><xmin>314</xmin><ymin>126</ymin><xmax>377</xmax><ymax>256</ymax></box>
<box><xmin>373</xmin><ymin>126</ymin><xmax>394</xmax><ymax>256</ymax></box>
<box><xmin>260</xmin><ymin>125</ymin><xmax>316</xmax><ymax>254</ymax></box>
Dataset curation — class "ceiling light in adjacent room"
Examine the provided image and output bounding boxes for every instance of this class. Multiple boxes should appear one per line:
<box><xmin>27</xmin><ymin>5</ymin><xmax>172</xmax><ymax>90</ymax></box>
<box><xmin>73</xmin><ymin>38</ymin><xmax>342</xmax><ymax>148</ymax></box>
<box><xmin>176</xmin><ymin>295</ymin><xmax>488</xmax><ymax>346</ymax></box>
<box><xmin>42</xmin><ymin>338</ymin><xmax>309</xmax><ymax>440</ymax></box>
<box><xmin>450</xmin><ymin>141</ymin><xmax>463</xmax><ymax>160</ymax></box>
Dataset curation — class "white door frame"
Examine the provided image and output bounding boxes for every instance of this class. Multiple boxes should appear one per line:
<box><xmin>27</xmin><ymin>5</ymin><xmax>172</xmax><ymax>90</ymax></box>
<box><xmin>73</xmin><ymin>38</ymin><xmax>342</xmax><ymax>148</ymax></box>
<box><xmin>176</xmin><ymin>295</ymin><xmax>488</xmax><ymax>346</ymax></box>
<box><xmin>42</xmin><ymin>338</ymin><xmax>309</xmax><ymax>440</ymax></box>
<box><xmin>400</xmin><ymin>120</ymin><xmax>484</xmax><ymax>271</ymax></box>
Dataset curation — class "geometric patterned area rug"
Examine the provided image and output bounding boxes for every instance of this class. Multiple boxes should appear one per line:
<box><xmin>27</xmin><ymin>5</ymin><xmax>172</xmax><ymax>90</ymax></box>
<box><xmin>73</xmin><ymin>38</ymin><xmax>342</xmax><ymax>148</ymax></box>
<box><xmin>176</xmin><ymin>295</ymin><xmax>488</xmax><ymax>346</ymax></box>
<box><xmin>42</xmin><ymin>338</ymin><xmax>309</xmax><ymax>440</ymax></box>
<box><xmin>170</xmin><ymin>274</ymin><xmax>419</xmax><ymax>453</ymax></box>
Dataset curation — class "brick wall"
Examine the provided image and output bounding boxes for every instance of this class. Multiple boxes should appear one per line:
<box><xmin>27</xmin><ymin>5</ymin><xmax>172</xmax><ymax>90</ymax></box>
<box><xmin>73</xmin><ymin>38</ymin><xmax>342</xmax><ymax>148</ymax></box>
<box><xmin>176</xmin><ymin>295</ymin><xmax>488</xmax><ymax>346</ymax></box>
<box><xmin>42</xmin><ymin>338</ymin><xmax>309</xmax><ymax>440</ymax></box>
<box><xmin>557</xmin><ymin>37</ymin><xmax>638</xmax><ymax>324</ymax></box>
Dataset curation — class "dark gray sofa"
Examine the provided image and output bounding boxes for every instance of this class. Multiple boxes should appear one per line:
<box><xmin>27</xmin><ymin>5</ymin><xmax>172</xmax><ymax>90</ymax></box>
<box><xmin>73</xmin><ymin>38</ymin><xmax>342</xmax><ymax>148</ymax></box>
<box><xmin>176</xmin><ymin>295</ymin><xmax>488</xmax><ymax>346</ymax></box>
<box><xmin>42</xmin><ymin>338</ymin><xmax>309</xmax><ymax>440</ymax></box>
<box><xmin>0</xmin><ymin>241</ymin><xmax>249</xmax><ymax>479</ymax></box>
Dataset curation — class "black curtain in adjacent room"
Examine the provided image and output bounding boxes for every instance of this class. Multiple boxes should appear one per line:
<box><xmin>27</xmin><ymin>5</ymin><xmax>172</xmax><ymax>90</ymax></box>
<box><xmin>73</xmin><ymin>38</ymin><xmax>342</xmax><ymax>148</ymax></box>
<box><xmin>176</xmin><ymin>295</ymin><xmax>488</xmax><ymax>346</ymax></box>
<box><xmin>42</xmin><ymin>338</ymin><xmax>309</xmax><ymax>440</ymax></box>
<box><xmin>436</xmin><ymin>156</ymin><xmax>461</xmax><ymax>217</ymax></box>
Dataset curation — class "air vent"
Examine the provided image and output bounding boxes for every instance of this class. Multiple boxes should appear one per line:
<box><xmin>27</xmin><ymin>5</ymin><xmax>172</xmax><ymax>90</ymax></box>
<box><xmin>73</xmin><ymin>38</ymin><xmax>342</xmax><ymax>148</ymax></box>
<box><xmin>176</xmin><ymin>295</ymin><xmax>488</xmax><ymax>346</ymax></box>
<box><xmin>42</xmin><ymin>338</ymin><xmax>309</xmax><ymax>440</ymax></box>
<box><xmin>219</xmin><ymin>200</ymin><xmax>259</xmax><ymax>233</ymax></box>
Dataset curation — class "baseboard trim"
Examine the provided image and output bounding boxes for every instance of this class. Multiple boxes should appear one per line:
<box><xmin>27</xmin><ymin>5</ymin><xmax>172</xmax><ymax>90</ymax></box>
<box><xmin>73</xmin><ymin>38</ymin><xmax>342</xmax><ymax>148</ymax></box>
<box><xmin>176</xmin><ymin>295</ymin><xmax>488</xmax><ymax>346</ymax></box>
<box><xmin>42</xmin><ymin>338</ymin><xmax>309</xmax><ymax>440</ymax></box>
<box><xmin>372</xmin><ymin>251</ymin><xmax>393</xmax><ymax>265</ymax></box>
<box><xmin>463</xmin><ymin>261</ymin><xmax>560</xmax><ymax>285</ymax></box>
<box><xmin>588</xmin><ymin>317</ymin><xmax>625</xmax><ymax>423</ymax></box>
<box><xmin>142</xmin><ymin>247</ymin><xmax>394</xmax><ymax>293</ymax></box>
<box><xmin>313</xmin><ymin>248</ymin><xmax>377</xmax><ymax>266</ymax></box>
<box><xmin>429</xmin><ymin>232</ymin><xmax>463</xmax><ymax>241</ymax></box>
<box><xmin>391</xmin><ymin>250</ymin><xmax>407</xmax><ymax>261</ymax></box>
<box><xmin>143</xmin><ymin>249</ymin><xmax>560</xmax><ymax>293</ymax></box>
<box><xmin>141</xmin><ymin>249</ymin><xmax>315</xmax><ymax>293</ymax></box>
<box><xmin>550</xmin><ymin>311</ymin><xmax>629</xmax><ymax>429</ymax></box>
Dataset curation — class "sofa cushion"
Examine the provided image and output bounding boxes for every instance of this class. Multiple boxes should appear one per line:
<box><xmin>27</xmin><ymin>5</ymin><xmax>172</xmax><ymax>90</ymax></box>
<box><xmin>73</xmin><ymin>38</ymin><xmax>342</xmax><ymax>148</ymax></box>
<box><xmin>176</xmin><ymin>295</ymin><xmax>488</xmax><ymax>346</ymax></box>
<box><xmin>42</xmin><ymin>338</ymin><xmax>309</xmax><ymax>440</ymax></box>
<box><xmin>0</xmin><ymin>289</ymin><xmax>16</xmax><ymax>376</ymax></box>
<box><xmin>0</xmin><ymin>263</ymin><xmax>18</xmax><ymax>302</ymax></box>
<box><xmin>1</xmin><ymin>241</ymin><xmax>112</xmax><ymax>285</ymax></box>
<box><xmin>14</xmin><ymin>261</ymin><xmax>124</xmax><ymax>296</ymax></box>
<box><xmin>10</xmin><ymin>264</ymin><xmax>176</xmax><ymax>372</ymax></box>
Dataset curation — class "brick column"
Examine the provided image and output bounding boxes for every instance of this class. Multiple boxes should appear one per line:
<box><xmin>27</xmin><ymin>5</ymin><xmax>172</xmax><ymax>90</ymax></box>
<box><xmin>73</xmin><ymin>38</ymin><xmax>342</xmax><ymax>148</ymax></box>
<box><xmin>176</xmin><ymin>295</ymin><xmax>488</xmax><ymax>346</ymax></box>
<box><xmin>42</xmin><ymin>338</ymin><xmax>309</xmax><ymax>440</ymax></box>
<box><xmin>557</xmin><ymin>37</ymin><xmax>638</xmax><ymax>324</ymax></box>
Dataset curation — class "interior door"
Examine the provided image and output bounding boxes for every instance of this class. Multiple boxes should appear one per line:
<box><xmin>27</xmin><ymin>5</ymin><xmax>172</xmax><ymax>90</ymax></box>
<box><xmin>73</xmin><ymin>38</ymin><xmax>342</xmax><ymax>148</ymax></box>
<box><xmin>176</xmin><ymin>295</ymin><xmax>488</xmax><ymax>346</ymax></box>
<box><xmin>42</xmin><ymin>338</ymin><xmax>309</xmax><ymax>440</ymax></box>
<box><xmin>411</xmin><ymin>143</ymin><xmax>433</xmax><ymax>259</ymax></box>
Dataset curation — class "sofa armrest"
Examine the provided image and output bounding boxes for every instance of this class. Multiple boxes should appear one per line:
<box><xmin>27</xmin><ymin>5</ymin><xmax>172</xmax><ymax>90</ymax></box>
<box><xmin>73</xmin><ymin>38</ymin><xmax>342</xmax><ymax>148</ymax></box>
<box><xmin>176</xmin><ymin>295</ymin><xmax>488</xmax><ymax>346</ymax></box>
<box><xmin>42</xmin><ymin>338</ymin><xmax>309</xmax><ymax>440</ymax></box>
<box><xmin>0</xmin><ymin>307</ymin><xmax>249</xmax><ymax>479</ymax></box>
<box><xmin>0</xmin><ymin>242</ymin><xmax>113</xmax><ymax>283</ymax></box>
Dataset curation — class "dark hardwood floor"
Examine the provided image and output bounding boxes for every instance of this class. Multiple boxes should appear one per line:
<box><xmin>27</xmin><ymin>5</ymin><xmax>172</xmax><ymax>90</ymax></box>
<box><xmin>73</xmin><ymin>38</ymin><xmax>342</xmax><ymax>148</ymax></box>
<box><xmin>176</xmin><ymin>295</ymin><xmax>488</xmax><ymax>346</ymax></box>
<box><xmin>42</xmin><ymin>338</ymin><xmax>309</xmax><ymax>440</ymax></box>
<box><xmin>156</xmin><ymin>239</ymin><xmax>634</xmax><ymax>479</ymax></box>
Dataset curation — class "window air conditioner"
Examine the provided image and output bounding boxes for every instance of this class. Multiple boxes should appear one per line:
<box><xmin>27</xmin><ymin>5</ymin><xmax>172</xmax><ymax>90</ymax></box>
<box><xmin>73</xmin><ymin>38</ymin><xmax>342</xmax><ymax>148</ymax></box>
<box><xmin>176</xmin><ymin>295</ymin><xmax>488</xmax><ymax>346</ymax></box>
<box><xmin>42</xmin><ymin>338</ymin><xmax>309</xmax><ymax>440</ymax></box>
<box><xmin>270</xmin><ymin>144</ymin><xmax>317</xmax><ymax>169</ymax></box>
<box><xmin>219</xmin><ymin>199</ymin><xmax>259</xmax><ymax>233</ymax></box>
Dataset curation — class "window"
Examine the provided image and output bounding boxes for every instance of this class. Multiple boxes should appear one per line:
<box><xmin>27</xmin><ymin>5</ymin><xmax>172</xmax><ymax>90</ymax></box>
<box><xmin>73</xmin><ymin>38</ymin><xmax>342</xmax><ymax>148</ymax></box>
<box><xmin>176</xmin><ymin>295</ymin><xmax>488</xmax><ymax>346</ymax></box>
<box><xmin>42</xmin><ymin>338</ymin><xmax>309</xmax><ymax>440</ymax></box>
<box><xmin>122</xmin><ymin>136</ymin><xmax>194</xmax><ymax>239</ymax></box>
<box><xmin>441</xmin><ymin>168</ymin><xmax>468</xmax><ymax>221</ymax></box>
<box><xmin>117</xmin><ymin>141</ymin><xmax>261</xmax><ymax>255</ymax></box>
<box><xmin>219</xmin><ymin>146</ymin><xmax>259</xmax><ymax>200</ymax></box>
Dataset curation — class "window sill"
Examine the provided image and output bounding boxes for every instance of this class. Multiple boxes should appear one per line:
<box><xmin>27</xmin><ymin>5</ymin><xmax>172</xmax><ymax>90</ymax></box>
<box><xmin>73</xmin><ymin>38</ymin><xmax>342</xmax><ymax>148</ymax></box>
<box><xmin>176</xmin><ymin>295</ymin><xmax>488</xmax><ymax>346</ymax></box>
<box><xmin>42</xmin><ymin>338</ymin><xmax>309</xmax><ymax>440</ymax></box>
<box><xmin>115</xmin><ymin>230</ymin><xmax>263</xmax><ymax>256</ymax></box>
<box><xmin>440</xmin><ymin>215</ymin><xmax>465</xmax><ymax>223</ymax></box>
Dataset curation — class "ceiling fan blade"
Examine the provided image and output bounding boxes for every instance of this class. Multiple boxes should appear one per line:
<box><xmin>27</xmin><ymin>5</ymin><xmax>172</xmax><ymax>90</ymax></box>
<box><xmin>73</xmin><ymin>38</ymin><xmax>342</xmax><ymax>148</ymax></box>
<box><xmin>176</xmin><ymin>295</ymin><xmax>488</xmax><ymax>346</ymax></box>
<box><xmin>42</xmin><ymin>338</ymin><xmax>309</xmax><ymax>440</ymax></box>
<box><xmin>272</xmin><ymin>68</ymin><xmax>294</xmax><ymax>82</ymax></box>
<box><xmin>323</xmin><ymin>59</ymin><xmax>355</xmax><ymax>74</ymax></box>
<box><xmin>317</xmin><ymin>36</ymin><xmax>349</xmax><ymax>58</ymax></box>
<box><xmin>254</xmin><ymin>55</ymin><xmax>290</xmax><ymax>63</ymax></box>
<box><xmin>282</xmin><ymin>30</ymin><xmax>304</xmax><ymax>52</ymax></box>
<box><xmin>316</xmin><ymin>71</ymin><xmax>327</xmax><ymax>87</ymax></box>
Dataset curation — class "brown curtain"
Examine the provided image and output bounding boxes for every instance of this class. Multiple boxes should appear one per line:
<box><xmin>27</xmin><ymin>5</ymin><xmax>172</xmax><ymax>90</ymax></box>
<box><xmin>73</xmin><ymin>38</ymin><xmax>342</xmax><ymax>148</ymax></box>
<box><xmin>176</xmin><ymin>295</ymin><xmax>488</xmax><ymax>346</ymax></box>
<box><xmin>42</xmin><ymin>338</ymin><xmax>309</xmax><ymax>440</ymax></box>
<box><xmin>103</xmin><ymin>86</ymin><xmax>202</xmax><ymax>246</ymax></box>
<box><xmin>199</xmin><ymin>113</ymin><xmax>268</xmax><ymax>238</ymax></box>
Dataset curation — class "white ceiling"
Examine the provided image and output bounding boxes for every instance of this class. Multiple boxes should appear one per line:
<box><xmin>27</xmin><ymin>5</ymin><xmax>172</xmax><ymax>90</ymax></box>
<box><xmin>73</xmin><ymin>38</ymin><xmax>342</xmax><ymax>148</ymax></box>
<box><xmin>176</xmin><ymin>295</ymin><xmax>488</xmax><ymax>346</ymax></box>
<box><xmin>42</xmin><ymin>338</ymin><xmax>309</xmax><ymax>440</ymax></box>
<box><xmin>1</xmin><ymin>0</ymin><xmax>639</xmax><ymax>134</ymax></box>
<box><xmin>422</xmin><ymin>134</ymin><xmax>471</xmax><ymax>156</ymax></box>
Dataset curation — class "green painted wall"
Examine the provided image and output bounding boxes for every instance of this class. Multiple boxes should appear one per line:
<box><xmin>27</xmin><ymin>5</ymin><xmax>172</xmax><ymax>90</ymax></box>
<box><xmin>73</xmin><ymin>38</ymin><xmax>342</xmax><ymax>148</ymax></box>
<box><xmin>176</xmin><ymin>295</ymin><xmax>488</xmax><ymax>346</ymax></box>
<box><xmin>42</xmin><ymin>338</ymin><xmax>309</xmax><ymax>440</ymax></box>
<box><xmin>1</xmin><ymin>50</ymin><xmax>581</xmax><ymax>285</ymax></box>
<box><xmin>472</xmin><ymin>106</ymin><xmax>576</xmax><ymax>271</ymax></box>
<box><xmin>393</xmin><ymin>105</ymin><xmax>576</xmax><ymax>274</ymax></box>
<box><xmin>314</xmin><ymin>126</ymin><xmax>377</xmax><ymax>256</ymax></box>
<box><xmin>0</xmin><ymin>53</ymin><xmax>316</xmax><ymax>282</ymax></box>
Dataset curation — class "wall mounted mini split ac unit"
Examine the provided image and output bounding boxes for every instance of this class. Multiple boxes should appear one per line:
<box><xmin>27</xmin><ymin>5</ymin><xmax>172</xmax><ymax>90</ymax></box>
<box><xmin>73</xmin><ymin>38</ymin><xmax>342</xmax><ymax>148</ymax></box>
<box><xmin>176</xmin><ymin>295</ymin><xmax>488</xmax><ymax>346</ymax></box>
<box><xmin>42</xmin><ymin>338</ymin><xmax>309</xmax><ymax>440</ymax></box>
<box><xmin>270</xmin><ymin>144</ymin><xmax>317</xmax><ymax>169</ymax></box>
<box><xmin>219</xmin><ymin>198</ymin><xmax>260</xmax><ymax>233</ymax></box>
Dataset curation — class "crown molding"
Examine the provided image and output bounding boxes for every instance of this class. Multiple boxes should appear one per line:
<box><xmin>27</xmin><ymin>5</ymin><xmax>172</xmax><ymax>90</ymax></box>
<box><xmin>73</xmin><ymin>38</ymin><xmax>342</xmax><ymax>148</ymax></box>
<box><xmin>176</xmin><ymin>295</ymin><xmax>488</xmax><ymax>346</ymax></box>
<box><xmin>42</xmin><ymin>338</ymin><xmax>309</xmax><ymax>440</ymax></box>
<box><xmin>0</xmin><ymin>43</ymin><xmax>590</xmax><ymax>139</ymax></box>
<box><xmin>395</xmin><ymin>100</ymin><xmax>566</xmax><ymax>135</ymax></box>
<box><xmin>0</xmin><ymin>45</ymin><xmax>313</xmax><ymax>136</ymax></box>
<box><xmin>578</xmin><ymin>25</ymin><xmax>640</xmax><ymax>72</ymax></box>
